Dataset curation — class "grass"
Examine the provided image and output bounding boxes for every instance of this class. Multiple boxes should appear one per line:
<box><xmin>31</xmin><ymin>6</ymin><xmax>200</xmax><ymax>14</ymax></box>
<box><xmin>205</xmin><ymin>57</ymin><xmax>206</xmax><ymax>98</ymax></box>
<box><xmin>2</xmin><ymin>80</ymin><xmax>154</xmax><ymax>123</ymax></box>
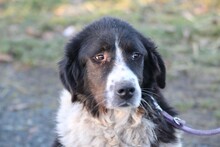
<box><xmin>174</xmin><ymin>101</ymin><xmax>195</xmax><ymax>112</ymax></box>
<box><xmin>0</xmin><ymin>0</ymin><xmax>220</xmax><ymax>67</ymax></box>
<box><xmin>214</xmin><ymin>110</ymin><xmax>220</xmax><ymax>121</ymax></box>
<box><xmin>198</xmin><ymin>99</ymin><xmax>219</xmax><ymax>110</ymax></box>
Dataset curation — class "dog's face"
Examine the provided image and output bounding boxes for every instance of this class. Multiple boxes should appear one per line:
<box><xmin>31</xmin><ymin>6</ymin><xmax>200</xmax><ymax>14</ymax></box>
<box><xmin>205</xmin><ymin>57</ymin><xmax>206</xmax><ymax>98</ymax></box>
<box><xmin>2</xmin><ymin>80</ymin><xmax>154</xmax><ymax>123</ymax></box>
<box><xmin>82</xmin><ymin>35</ymin><xmax>146</xmax><ymax>109</ymax></box>
<box><xmin>59</xmin><ymin>17</ymin><xmax>166</xmax><ymax>115</ymax></box>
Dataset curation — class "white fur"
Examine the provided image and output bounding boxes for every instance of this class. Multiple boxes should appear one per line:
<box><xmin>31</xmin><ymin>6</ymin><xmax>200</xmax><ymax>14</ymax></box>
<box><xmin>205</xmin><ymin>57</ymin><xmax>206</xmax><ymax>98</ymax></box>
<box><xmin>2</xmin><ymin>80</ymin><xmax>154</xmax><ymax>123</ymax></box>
<box><xmin>57</xmin><ymin>90</ymin><xmax>155</xmax><ymax>147</ymax></box>
<box><xmin>160</xmin><ymin>142</ymin><xmax>182</xmax><ymax>147</ymax></box>
<box><xmin>56</xmin><ymin>90</ymin><xmax>182</xmax><ymax>147</ymax></box>
<box><xmin>105</xmin><ymin>39</ymin><xmax>141</xmax><ymax>108</ymax></box>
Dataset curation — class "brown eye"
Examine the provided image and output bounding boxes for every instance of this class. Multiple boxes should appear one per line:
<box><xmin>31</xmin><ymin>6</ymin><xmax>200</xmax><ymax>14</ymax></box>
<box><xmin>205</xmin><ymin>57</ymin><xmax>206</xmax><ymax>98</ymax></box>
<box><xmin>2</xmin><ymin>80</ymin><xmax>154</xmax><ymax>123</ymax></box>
<box><xmin>93</xmin><ymin>53</ymin><xmax>106</xmax><ymax>62</ymax></box>
<box><xmin>131</xmin><ymin>52</ymin><xmax>142</xmax><ymax>60</ymax></box>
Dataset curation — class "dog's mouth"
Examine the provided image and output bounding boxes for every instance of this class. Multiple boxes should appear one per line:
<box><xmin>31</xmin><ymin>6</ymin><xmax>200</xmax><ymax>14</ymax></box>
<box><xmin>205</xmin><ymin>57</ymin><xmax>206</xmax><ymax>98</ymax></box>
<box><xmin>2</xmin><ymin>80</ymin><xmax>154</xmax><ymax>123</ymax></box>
<box><xmin>118</xmin><ymin>101</ymin><xmax>132</xmax><ymax>107</ymax></box>
<box><xmin>104</xmin><ymin>94</ymin><xmax>142</xmax><ymax>109</ymax></box>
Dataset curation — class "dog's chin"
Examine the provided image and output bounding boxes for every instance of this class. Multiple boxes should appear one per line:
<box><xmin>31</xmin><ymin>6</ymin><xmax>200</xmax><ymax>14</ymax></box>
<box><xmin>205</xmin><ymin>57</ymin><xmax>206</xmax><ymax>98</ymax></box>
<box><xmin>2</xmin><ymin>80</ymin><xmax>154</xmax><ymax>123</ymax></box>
<box><xmin>118</xmin><ymin>102</ymin><xmax>132</xmax><ymax>107</ymax></box>
<box><xmin>105</xmin><ymin>99</ymin><xmax>141</xmax><ymax>110</ymax></box>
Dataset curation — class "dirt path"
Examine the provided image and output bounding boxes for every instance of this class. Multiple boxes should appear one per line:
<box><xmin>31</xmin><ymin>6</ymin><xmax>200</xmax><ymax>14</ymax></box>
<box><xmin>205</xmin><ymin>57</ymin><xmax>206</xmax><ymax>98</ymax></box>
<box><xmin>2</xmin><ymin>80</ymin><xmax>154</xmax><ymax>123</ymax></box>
<box><xmin>0</xmin><ymin>63</ymin><xmax>61</xmax><ymax>147</ymax></box>
<box><xmin>164</xmin><ymin>66</ymin><xmax>220</xmax><ymax>147</ymax></box>
<box><xmin>0</xmin><ymin>63</ymin><xmax>219</xmax><ymax>147</ymax></box>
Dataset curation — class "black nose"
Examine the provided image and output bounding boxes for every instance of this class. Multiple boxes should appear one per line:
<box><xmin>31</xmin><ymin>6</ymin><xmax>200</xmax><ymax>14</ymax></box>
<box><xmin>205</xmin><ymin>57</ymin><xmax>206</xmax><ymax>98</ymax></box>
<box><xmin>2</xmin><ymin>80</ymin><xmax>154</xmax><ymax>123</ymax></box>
<box><xmin>116</xmin><ymin>84</ymin><xmax>135</xmax><ymax>100</ymax></box>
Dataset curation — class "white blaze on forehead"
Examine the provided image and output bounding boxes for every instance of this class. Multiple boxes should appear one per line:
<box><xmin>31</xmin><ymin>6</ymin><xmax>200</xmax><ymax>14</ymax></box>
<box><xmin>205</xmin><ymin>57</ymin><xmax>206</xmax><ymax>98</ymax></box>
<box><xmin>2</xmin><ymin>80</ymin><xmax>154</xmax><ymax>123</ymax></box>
<box><xmin>105</xmin><ymin>38</ymin><xmax>141</xmax><ymax>108</ymax></box>
<box><xmin>113</xmin><ymin>38</ymin><xmax>136</xmax><ymax>81</ymax></box>
<box><xmin>115</xmin><ymin>39</ymin><xmax>124</xmax><ymax>64</ymax></box>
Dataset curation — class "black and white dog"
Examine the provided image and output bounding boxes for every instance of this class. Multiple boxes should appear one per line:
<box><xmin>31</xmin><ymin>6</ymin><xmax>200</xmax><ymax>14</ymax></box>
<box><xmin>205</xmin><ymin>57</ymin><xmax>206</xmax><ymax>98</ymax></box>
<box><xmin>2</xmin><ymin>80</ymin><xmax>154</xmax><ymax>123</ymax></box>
<box><xmin>53</xmin><ymin>17</ymin><xmax>182</xmax><ymax>147</ymax></box>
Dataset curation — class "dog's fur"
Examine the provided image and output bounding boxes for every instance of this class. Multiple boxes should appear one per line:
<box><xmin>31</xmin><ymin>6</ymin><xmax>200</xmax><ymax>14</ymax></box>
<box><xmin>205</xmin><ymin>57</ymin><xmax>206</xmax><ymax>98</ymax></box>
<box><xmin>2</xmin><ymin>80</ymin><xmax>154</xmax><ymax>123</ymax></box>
<box><xmin>53</xmin><ymin>17</ymin><xmax>182</xmax><ymax>147</ymax></box>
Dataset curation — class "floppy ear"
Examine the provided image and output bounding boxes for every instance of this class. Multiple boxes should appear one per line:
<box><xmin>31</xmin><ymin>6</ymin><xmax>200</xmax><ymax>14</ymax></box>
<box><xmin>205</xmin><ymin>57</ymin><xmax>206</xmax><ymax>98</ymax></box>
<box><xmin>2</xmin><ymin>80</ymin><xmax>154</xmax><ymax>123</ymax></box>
<box><xmin>59</xmin><ymin>37</ymin><xmax>84</xmax><ymax>101</ymax></box>
<box><xmin>138</xmin><ymin>34</ymin><xmax>166</xmax><ymax>89</ymax></box>
<box><xmin>149</xmin><ymin>49</ymin><xmax>166</xmax><ymax>88</ymax></box>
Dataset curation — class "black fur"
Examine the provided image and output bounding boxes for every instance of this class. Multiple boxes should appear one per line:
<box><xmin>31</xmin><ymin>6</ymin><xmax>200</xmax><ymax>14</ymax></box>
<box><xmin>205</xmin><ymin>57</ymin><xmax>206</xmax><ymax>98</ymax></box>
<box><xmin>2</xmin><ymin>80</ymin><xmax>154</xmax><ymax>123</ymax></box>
<box><xmin>52</xmin><ymin>138</ymin><xmax>63</xmax><ymax>147</ymax></box>
<box><xmin>54</xmin><ymin>17</ymin><xmax>179</xmax><ymax>146</ymax></box>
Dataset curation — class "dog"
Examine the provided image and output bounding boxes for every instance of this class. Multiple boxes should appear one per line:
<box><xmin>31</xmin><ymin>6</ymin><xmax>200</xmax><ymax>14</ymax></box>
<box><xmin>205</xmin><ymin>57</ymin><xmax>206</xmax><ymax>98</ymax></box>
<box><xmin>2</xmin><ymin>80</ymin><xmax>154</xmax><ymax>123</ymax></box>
<box><xmin>53</xmin><ymin>17</ymin><xmax>182</xmax><ymax>147</ymax></box>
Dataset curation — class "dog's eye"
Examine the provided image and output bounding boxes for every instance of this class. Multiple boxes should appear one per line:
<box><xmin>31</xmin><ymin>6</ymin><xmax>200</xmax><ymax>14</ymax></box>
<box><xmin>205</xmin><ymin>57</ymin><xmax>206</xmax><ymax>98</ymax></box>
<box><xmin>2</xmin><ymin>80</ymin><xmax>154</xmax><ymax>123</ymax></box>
<box><xmin>131</xmin><ymin>52</ymin><xmax>142</xmax><ymax>60</ymax></box>
<box><xmin>93</xmin><ymin>53</ymin><xmax>106</xmax><ymax>62</ymax></box>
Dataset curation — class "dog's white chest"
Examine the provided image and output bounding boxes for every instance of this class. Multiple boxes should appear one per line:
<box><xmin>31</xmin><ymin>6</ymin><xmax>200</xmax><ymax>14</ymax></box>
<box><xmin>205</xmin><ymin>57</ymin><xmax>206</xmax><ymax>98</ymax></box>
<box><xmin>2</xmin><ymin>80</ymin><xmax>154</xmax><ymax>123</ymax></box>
<box><xmin>56</xmin><ymin>90</ymin><xmax>156</xmax><ymax>147</ymax></box>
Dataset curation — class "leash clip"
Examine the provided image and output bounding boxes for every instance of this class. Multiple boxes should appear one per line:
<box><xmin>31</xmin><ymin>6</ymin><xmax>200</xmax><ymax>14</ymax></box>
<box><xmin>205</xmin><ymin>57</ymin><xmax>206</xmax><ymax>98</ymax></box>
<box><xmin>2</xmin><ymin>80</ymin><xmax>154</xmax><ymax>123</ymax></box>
<box><xmin>150</xmin><ymin>96</ymin><xmax>163</xmax><ymax>112</ymax></box>
<box><xmin>173</xmin><ymin>117</ymin><xmax>183</xmax><ymax>126</ymax></box>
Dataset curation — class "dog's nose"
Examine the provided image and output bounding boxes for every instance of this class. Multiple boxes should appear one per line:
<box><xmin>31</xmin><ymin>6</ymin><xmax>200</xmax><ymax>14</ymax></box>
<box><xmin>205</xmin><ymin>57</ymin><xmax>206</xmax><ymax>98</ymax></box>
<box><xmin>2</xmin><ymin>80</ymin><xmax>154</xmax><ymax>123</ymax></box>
<box><xmin>116</xmin><ymin>83</ymin><xmax>135</xmax><ymax>100</ymax></box>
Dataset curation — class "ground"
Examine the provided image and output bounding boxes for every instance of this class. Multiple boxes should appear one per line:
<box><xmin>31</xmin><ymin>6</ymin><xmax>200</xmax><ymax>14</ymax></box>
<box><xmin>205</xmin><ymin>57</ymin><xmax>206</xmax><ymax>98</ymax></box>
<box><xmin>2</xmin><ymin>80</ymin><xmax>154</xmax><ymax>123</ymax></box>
<box><xmin>0</xmin><ymin>63</ymin><xmax>60</xmax><ymax>147</ymax></box>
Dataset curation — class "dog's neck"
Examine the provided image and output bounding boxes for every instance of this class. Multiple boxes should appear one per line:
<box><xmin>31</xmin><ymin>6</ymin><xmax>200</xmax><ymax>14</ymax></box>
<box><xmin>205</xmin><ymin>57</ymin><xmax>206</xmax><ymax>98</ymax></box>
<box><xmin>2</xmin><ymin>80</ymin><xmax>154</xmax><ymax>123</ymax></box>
<box><xmin>56</xmin><ymin>90</ymin><xmax>156</xmax><ymax>147</ymax></box>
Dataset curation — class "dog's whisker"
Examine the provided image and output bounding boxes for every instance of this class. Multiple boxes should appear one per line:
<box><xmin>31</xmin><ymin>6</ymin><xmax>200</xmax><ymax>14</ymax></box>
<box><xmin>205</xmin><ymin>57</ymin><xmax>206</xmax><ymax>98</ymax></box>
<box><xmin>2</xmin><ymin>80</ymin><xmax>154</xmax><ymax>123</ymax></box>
<box><xmin>90</xmin><ymin>99</ymin><xmax>107</xmax><ymax>113</ymax></box>
<box><xmin>141</xmin><ymin>91</ymin><xmax>153</xmax><ymax>98</ymax></box>
<box><xmin>141</xmin><ymin>90</ymin><xmax>160</xmax><ymax>97</ymax></box>
<box><xmin>83</xmin><ymin>93</ymin><xmax>107</xmax><ymax>109</ymax></box>
<box><xmin>139</xmin><ymin>103</ymin><xmax>148</xmax><ymax>114</ymax></box>
<box><xmin>141</xmin><ymin>99</ymin><xmax>154</xmax><ymax>112</ymax></box>
<box><xmin>142</xmin><ymin>88</ymin><xmax>153</xmax><ymax>90</ymax></box>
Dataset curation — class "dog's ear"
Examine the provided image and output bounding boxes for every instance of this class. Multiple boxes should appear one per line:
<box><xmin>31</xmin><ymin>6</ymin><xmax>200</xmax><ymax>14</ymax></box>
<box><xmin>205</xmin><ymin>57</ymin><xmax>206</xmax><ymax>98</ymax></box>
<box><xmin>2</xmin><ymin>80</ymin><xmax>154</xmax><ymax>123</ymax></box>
<box><xmin>149</xmin><ymin>49</ymin><xmax>166</xmax><ymax>88</ymax></box>
<box><xmin>138</xmin><ymin>34</ymin><xmax>166</xmax><ymax>89</ymax></box>
<box><xmin>59</xmin><ymin>37</ymin><xmax>84</xmax><ymax>101</ymax></box>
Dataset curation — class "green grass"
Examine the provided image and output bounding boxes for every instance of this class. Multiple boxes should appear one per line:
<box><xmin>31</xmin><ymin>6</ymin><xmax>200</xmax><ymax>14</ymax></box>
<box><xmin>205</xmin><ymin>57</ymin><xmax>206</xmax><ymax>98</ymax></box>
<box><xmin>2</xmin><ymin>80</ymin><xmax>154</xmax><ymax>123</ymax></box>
<box><xmin>214</xmin><ymin>110</ymin><xmax>220</xmax><ymax>121</ymax></box>
<box><xmin>174</xmin><ymin>101</ymin><xmax>194</xmax><ymax>112</ymax></box>
<box><xmin>198</xmin><ymin>99</ymin><xmax>219</xmax><ymax>110</ymax></box>
<box><xmin>0</xmin><ymin>0</ymin><xmax>220</xmax><ymax>67</ymax></box>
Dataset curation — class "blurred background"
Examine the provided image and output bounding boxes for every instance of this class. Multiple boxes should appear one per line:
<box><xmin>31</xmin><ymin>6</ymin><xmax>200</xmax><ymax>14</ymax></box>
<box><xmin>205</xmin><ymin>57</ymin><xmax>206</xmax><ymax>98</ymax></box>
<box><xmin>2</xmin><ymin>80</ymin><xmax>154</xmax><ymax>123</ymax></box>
<box><xmin>0</xmin><ymin>0</ymin><xmax>220</xmax><ymax>146</ymax></box>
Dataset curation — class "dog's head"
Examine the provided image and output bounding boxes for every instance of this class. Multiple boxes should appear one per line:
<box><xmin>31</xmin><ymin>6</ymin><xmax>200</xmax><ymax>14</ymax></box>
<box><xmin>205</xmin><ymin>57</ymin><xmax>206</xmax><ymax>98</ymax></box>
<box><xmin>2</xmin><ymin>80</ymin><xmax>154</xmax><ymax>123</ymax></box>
<box><xmin>59</xmin><ymin>17</ymin><xmax>166</xmax><ymax>115</ymax></box>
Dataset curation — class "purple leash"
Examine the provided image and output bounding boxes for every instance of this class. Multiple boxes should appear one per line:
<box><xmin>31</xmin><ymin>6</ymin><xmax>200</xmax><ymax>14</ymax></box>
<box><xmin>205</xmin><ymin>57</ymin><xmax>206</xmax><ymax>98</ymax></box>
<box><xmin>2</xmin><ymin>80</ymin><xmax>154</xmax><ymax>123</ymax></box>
<box><xmin>150</xmin><ymin>96</ymin><xmax>220</xmax><ymax>136</ymax></box>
